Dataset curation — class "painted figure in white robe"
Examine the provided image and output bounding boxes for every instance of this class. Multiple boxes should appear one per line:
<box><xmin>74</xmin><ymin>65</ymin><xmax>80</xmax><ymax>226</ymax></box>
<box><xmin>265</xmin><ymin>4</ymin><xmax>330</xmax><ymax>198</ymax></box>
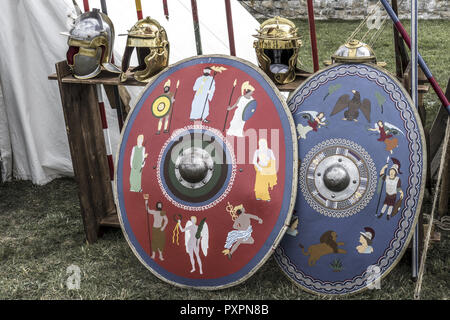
<box><xmin>190</xmin><ymin>67</ymin><xmax>215</xmax><ymax>122</ymax></box>
<box><xmin>226</xmin><ymin>81</ymin><xmax>255</xmax><ymax>137</ymax></box>
<box><xmin>178</xmin><ymin>216</ymin><xmax>209</xmax><ymax>274</ymax></box>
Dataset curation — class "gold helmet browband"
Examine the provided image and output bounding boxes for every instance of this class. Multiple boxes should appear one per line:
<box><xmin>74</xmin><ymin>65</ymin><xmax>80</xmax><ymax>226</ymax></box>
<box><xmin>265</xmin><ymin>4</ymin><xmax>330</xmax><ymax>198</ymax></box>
<box><xmin>253</xmin><ymin>16</ymin><xmax>302</xmax><ymax>85</ymax></box>
<box><xmin>121</xmin><ymin>16</ymin><xmax>169</xmax><ymax>83</ymax></box>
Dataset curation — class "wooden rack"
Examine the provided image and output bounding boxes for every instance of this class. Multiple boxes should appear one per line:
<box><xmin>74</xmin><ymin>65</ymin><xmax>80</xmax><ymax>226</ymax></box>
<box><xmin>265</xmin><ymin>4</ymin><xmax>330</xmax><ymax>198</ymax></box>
<box><xmin>49</xmin><ymin>61</ymin><xmax>143</xmax><ymax>243</ymax></box>
<box><xmin>49</xmin><ymin>60</ymin><xmax>308</xmax><ymax>243</ymax></box>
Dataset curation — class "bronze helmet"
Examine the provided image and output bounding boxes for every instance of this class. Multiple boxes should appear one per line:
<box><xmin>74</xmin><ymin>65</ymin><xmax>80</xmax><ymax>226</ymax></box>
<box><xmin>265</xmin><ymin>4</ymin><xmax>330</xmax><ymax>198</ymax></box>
<box><xmin>253</xmin><ymin>16</ymin><xmax>302</xmax><ymax>85</ymax></box>
<box><xmin>121</xmin><ymin>17</ymin><xmax>169</xmax><ymax>82</ymax></box>
<box><xmin>326</xmin><ymin>39</ymin><xmax>386</xmax><ymax>67</ymax></box>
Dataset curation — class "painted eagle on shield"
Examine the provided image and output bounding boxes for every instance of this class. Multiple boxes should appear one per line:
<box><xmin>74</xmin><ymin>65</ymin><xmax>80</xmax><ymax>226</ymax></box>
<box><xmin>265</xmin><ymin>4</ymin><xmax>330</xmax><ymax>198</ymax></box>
<box><xmin>331</xmin><ymin>90</ymin><xmax>371</xmax><ymax>122</ymax></box>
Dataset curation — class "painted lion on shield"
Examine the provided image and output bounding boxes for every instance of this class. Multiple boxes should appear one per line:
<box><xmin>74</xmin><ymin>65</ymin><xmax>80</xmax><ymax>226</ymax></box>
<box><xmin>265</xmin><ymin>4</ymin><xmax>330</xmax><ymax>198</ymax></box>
<box><xmin>299</xmin><ymin>230</ymin><xmax>346</xmax><ymax>266</ymax></box>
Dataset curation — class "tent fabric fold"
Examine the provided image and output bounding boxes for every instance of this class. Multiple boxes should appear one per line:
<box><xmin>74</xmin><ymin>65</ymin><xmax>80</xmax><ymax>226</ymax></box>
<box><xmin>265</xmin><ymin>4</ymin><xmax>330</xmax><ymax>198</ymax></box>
<box><xmin>0</xmin><ymin>0</ymin><xmax>258</xmax><ymax>185</ymax></box>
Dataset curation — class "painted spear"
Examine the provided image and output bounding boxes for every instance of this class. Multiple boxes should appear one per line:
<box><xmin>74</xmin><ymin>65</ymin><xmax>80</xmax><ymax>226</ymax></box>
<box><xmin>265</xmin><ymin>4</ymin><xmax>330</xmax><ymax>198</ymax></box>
<box><xmin>135</xmin><ymin>0</ymin><xmax>143</xmax><ymax>20</ymax></box>
<box><xmin>224</xmin><ymin>0</ymin><xmax>236</xmax><ymax>56</ymax></box>
<box><xmin>163</xmin><ymin>0</ymin><xmax>169</xmax><ymax>20</ymax></box>
<box><xmin>99</xmin><ymin>0</ymin><xmax>125</xmax><ymax>131</ymax></box>
<box><xmin>223</xmin><ymin>79</ymin><xmax>237</xmax><ymax>132</ymax></box>
<box><xmin>81</xmin><ymin>0</ymin><xmax>114</xmax><ymax>180</ymax></box>
<box><xmin>375</xmin><ymin>156</ymin><xmax>390</xmax><ymax>217</ymax></box>
<box><xmin>200</xmin><ymin>66</ymin><xmax>227</xmax><ymax>121</ymax></box>
<box><xmin>190</xmin><ymin>0</ymin><xmax>203</xmax><ymax>55</ymax></box>
<box><xmin>167</xmin><ymin>80</ymin><xmax>181</xmax><ymax>133</ymax></box>
<box><xmin>379</xmin><ymin>0</ymin><xmax>450</xmax><ymax>115</ymax></box>
<box><xmin>82</xmin><ymin>0</ymin><xmax>89</xmax><ymax>12</ymax></box>
<box><xmin>143</xmin><ymin>194</ymin><xmax>152</xmax><ymax>254</ymax></box>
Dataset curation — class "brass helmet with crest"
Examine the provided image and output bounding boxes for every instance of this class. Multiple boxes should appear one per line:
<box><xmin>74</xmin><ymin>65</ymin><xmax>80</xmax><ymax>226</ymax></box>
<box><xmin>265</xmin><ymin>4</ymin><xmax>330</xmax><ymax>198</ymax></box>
<box><xmin>253</xmin><ymin>16</ymin><xmax>302</xmax><ymax>85</ymax></box>
<box><xmin>121</xmin><ymin>17</ymin><xmax>169</xmax><ymax>82</ymax></box>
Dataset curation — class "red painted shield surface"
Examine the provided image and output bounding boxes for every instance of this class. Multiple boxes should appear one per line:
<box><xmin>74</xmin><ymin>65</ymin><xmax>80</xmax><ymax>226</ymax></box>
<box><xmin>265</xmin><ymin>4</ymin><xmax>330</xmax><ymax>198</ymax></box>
<box><xmin>114</xmin><ymin>55</ymin><xmax>297</xmax><ymax>289</ymax></box>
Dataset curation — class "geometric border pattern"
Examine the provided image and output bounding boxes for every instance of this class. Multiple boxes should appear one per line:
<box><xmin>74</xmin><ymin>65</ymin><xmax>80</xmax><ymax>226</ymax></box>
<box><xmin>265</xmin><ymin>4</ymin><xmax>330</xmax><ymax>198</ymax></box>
<box><xmin>299</xmin><ymin>138</ymin><xmax>377</xmax><ymax>218</ymax></box>
<box><xmin>156</xmin><ymin>124</ymin><xmax>237</xmax><ymax>211</ymax></box>
<box><xmin>276</xmin><ymin>63</ymin><xmax>426</xmax><ymax>295</ymax></box>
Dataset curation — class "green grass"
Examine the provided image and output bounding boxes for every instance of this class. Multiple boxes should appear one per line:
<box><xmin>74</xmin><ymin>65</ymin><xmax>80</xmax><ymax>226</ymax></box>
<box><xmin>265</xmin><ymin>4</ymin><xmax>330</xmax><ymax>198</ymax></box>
<box><xmin>0</xmin><ymin>179</ymin><xmax>448</xmax><ymax>300</ymax></box>
<box><xmin>292</xmin><ymin>19</ymin><xmax>450</xmax><ymax>129</ymax></box>
<box><xmin>0</xmin><ymin>19</ymin><xmax>449</xmax><ymax>300</ymax></box>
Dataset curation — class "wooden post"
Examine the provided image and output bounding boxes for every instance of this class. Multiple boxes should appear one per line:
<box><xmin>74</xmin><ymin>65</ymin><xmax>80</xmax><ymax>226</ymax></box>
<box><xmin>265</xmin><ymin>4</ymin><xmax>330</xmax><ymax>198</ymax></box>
<box><xmin>392</xmin><ymin>0</ymin><xmax>409</xmax><ymax>79</ymax></box>
<box><xmin>438</xmin><ymin>135</ymin><xmax>450</xmax><ymax>217</ymax></box>
<box><xmin>55</xmin><ymin>61</ymin><xmax>117</xmax><ymax>243</ymax></box>
<box><xmin>430</xmin><ymin>78</ymin><xmax>450</xmax><ymax>217</ymax></box>
<box><xmin>307</xmin><ymin>0</ymin><xmax>319</xmax><ymax>72</ymax></box>
<box><xmin>224</xmin><ymin>0</ymin><xmax>236</xmax><ymax>56</ymax></box>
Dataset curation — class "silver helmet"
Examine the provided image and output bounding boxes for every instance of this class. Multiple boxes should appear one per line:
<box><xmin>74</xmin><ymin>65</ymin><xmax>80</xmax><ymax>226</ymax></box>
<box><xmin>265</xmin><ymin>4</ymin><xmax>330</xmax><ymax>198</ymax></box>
<box><xmin>64</xmin><ymin>8</ymin><xmax>120</xmax><ymax>79</ymax></box>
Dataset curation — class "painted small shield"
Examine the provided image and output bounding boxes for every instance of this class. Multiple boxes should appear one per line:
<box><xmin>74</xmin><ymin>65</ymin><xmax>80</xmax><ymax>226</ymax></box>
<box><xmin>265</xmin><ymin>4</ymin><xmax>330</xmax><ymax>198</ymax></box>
<box><xmin>151</xmin><ymin>95</ymin><xmax>172</xmax><ymax>118</ymax></box>
<box><xmin>275</xmin><ymin>63</ymin><xmax>426</xmax><ymax>295</ymax></box>
<box><xmin>242</xmin><ymin>100</ymin><xmax>258</xmax><ymax>121</ymax></box>
<box><xmin>114</xmin><ymin>55</ymin><xmax>297</xmax><ymax>289</ymax></box>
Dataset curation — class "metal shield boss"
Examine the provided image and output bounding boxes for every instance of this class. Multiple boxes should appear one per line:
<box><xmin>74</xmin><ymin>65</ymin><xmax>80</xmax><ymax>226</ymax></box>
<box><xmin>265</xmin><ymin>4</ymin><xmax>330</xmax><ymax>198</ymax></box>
<box><xmin>115</xmin><ymin>55</ymin><xmax>297</xmax><ymax>289</ymax></box>
<box><xmin>275</xmin><ymin>63</ymin><xmax>426</xmax><ymax>295</ymax></box>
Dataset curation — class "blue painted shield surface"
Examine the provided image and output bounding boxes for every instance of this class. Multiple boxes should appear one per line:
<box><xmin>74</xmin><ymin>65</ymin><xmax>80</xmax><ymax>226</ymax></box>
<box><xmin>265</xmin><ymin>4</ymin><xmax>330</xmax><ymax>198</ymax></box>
<box><xmin>242</xmin><ymin>100</ymin><xmax>258</xmax><ymax>121</ymax></box>
<box><xmin>275</xmin><ymin>63</ymin><xmax>426</xmax><ymax>295</ymax></box>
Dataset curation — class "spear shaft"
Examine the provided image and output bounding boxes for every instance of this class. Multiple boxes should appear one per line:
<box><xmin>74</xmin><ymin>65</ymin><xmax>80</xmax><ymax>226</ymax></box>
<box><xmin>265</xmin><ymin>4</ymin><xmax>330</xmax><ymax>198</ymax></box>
<box><xmin>167</xmin><ymin>80</ymin><xmax>180</xmax><ymax>133</ymax></box>
<box><xmin>82</xmin><ymin>0</ymin><xmax>114</xmax><ymax>180</ymax></box>
<box><xmin>82</xmin><ymin>0</ymin><xmax>89</xmax><ymax>12</ymax></box>
<box><xmin>163</xmin><ymin>0</ymin><xmax>169</xmax><ymax>20</ymax></box>
<box><xmin>223</xmin><ymin>80</ymin><xmax>237</xmax><ymax>132</ymax></box>
<box><xmin>375</xmin><ymin>156</ymin><xmax>390</xmax><ymax>216</ymax></box>
<box><xmin>379</xmin><ymin>0</ymin><xmax>450</xmax><ymax>115</ymax></box>
<box><xmin>200</xmin><ymin>72</ymin><xmax>217</xmax><ymax>121</ymax></box>
<box><xmin>99</xmin><ymin>0</ymin><xmax>125</xmax><ymax>131</ymax></box>
<box><xmin>135</xmin><ymin>0</ymin><xmax>143</xmax><ymax>20</ymax></box>
<box><xmin>190</xmin><ymin>0</ymin><xmax>203</xmax><ymax>55</ymax></box>
<box><xmin>307</xmin><ymin>0</ymin><xmax>319</xmax><ymax>72</ymax></box>
<box><xmin>224</xmin><ymin>0</ymin><xmax>236</xmax><ymax>56</ymax></box>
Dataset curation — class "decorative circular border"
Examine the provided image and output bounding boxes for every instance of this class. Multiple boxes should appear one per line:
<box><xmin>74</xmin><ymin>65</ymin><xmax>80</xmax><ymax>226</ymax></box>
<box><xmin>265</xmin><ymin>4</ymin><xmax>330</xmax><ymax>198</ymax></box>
<box><xmin>276</xmin><ymin>63</ymin><xmax>426</xmax><ymax>295</ymax></box>
<box><xmin>299</xmin><ymin>138</ymin><xmax>377</xmax><ymax>218</ymax></box>
<box><xmin>156</xmin><ymin>125</ymin><xmax>237</xmax><ymax>211</ymax></box>
<box><xmin>114</xmin><ymin>54</ymin><xmax>298</xmax><ymax>290</ymax></box>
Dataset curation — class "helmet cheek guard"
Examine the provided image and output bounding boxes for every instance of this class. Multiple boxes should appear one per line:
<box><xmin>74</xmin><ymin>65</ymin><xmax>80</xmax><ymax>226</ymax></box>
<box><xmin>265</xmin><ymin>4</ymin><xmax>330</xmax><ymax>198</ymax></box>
<box><xmin>120</xmin><ymin>17</ymin><xmax>170</xmax><ymax>83</ymax></box>
<box><xmin>64</xmin><ymin>9</ymin><xmax>120</xmax><ymax>79</ymax></box>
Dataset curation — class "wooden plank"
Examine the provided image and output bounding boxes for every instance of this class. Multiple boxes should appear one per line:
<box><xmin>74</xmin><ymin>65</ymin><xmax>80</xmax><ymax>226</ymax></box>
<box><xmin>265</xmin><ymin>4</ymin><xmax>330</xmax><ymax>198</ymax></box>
<box><xmin>118</xmin><ymin>85</ymin><xmax>131</xmax><ymax>116</ymax></box>
<box><xmin>49</xmin><ymin>65</ymin><xmax>146</xmax><ymax>87</ymax></box>
<box><xmin>55</xmin><ymin>61</ymin><xmax>117</xmax><ymax>243</ymax></box>
<box><xmin>402</xmin><ymin>62</ymin><xmax>429</xmax><ymax>123</ymax></box>
<box><xmin>100</xmin><ymin>213</ymin><xmax>120</xmax><ymax>228</ymax></box>
<box><xmin>276</xmin><ymin>75</ymin><xmax>309</xmax><ymax>92</ymax></box>
<box><xmin>429</xmin><ymin>78</ymin><xmax>450</xmax><ymax>159</ymax></box>
<box><xmin>438</xmin><ymin>129</ymin><xmax>449</xmax><ymax>216</ymax></box>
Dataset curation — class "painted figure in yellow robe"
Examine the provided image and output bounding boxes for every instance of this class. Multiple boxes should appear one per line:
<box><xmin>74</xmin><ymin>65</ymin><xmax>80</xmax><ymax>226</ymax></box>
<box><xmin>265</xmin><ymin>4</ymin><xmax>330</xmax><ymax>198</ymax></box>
<box><xmin>252</xmin><ymin>139</ymin><xmax>277</xmax><ymax>201</ymax></box>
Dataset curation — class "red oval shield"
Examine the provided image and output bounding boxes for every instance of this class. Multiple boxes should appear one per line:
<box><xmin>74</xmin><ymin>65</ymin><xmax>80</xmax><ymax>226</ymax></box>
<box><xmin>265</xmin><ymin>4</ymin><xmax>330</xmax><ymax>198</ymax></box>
<box><xmin>114</xmin><ymin>55</ymin><xmax>297</xmax><ymax>289</ymax></box>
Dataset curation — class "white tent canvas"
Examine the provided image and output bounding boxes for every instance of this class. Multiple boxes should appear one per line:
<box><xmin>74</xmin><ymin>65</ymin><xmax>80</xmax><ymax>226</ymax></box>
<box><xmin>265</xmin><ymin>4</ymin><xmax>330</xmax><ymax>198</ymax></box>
<box><xmin>0</xmin><ymin>0</ymin><xmax>259</xmax><ymax>185</ymax></box>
